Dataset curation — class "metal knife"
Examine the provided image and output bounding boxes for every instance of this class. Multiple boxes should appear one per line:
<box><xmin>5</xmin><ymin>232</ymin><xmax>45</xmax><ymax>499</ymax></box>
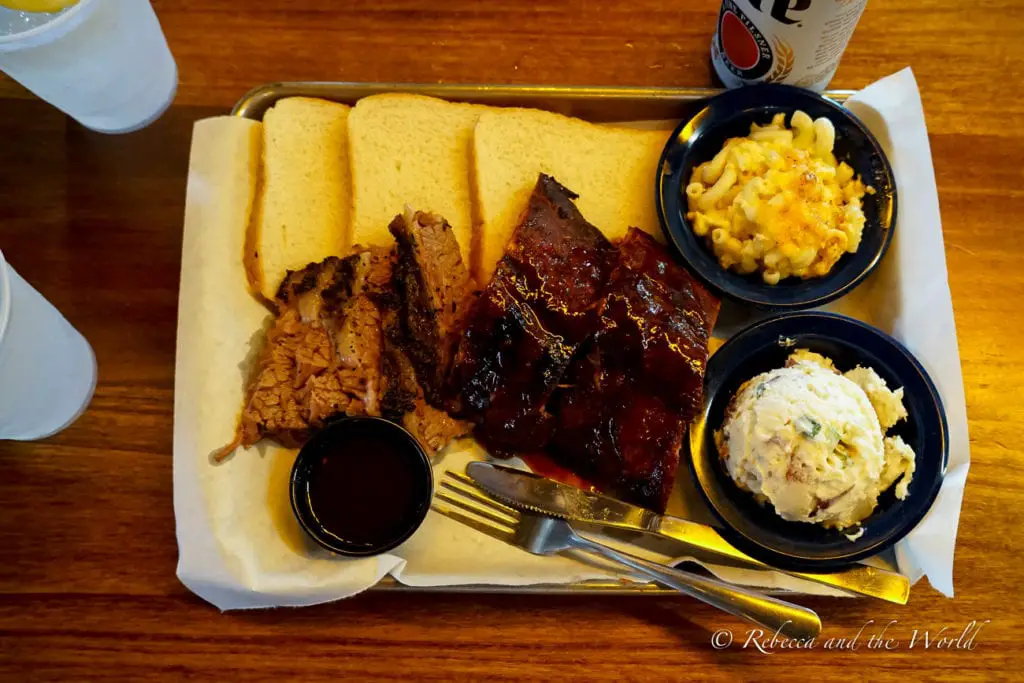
<box><xmin>467</xmin><ymin>462</ymin><xmax>910</xmax><ymax>605</ymax></box>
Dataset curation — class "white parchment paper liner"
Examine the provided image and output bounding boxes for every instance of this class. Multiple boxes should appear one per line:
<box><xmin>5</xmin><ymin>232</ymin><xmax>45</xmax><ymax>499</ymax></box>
<box><xmin>174</xmin><ymin>68</ymin><xmax>967</xmax><ymax>609</ymax></box>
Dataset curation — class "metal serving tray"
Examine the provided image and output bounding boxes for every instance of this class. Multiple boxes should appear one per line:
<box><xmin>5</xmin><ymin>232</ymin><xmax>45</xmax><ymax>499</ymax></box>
<box><xmin>230</xmin><ymin>81</ymin><xmax>856</xmax><ymax>596</ymax></box>
<box><xmin>233</xmin><ymin>81</ymin><xmax>854</xmax><ymax>122</ymax></box>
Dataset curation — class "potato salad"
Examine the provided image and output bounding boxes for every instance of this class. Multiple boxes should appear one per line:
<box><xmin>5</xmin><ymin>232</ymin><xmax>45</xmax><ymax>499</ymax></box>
<box><xmin>716</xmin><ymin>350</ymin><xmax>915</xmax><ymax>533</ymax></box>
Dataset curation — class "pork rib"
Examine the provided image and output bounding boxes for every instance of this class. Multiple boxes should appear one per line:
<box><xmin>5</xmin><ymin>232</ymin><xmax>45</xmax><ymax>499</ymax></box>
<box><xmin>446</xmin><ymin>174</ymin><xmax>618</xmax><ymax>453</ymax></box>
<box><xmin>549</xmin><ymin>229</ymin><xmax>720</xmax><ymax>511</ymax></box>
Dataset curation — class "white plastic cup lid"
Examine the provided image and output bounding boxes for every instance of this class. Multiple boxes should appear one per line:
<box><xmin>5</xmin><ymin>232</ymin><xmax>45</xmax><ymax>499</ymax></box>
<box><xmin>0</xmin><ymin>0</ymin><xmax>95</xmax><ymax>53</ymax></box>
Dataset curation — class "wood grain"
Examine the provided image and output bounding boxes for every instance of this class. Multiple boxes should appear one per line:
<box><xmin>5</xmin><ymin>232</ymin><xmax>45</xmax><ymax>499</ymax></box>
<box><xmin>1</xmin><ymin>1</ymin><xmax>1023</xmax><ymax>680</ymax></box>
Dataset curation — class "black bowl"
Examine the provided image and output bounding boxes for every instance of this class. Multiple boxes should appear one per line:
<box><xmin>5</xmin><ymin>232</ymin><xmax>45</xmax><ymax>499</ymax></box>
<box><xmin>290</xmin><ymin>417</ymin><xmax>433</xmax><ymax>557</ymax></box>
<box><xmin>656</xmin><ymin>84</ymin><xmax>897</xmax><ymax>310</ymax></box>
<box><xmin>689</xmin><ymin>313</ymin><xmax>947</xmax><ymax>572</ymax></box>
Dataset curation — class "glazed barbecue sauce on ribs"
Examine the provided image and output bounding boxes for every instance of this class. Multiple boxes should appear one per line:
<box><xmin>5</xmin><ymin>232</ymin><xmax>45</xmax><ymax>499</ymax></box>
<box><xmin>446</xmin><ymin>175</ymin><xmax>720</xmax><ymax>512</ymax></box>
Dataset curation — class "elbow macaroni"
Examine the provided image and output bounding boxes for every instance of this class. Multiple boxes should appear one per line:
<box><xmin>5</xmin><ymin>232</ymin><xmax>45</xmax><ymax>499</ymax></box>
<box><xmin>685</xmin><ymin>111</ymin><xmax>872</xmax><ymax>285</ymax></box>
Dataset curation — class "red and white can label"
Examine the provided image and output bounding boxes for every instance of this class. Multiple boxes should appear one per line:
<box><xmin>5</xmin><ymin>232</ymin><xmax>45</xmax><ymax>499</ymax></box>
<box><xmin>712</xmin><ymin>0</ymin><xmax>868</xmax><ymax>91</ymax></box>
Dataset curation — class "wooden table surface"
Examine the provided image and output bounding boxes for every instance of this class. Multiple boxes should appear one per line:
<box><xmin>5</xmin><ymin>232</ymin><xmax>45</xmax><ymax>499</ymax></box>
<box><xmin>2</xmin><ymin>1</ymin><xmax>1023</xmax><ymax>681</ymax></box>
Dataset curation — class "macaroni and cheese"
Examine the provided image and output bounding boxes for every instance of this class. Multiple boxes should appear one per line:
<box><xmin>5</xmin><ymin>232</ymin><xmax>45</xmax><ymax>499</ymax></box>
<box><xmin>685</xmin><ymin>111</ymin><xmax>874</xmax><ymax>285</ymax></box>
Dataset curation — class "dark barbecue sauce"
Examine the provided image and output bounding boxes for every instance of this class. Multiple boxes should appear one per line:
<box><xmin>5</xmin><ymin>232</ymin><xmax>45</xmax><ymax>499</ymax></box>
<box><xmin>520</xmin><ymin>451</ymin><xmax>597</xmax><ymax>493</ymax></box>
<box><xmin>297</xmin><ymin>424</ymin><xmax>431</xmax><ymax>552</ymax></box>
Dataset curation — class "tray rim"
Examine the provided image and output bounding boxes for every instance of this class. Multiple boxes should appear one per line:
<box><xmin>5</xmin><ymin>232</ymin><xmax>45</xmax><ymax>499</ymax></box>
<box><xmin>232</xmin><ymin>81</ymin><xmax>856</xmax><ymax>119</ymax></box>
<box><xmin>226</xmin><ymin>80</ymin><xmax>863</xmax><ymax>598</ymax></box>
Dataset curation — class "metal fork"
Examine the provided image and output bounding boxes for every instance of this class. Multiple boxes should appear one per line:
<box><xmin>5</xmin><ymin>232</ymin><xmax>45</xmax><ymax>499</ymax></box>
<box><xmin>433</xmin><ymin>470</ymin><xmax>822</xmax><ymax>641</ymax></box>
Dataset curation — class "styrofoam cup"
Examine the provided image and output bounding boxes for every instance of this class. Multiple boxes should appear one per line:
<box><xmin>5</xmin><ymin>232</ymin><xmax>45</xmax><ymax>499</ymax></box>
<box><xmin>0</xmin><ymin>0</ymin><xmax>177</xmax><ymax>134</ymax></box>
<box><xmin>0</xmin><ymin>250</ymin><xmax>96</xmax><ymax>440</ymax></box>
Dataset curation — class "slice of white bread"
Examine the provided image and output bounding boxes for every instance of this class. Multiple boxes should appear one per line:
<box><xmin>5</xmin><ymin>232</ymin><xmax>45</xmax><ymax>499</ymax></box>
<box><xmin>473</xmin><ymin>108</ymin><xmax>671</xmax><ymax>281</ymax></box>
<box><xmin>348</xmin><ymin>93</ymin><xmax>487</xmax><ymax>276</ymax></box>
<box><xmin>245</xmin><ymin>97</ymin><xmax>352</xmax><ymax>301</ymax></box>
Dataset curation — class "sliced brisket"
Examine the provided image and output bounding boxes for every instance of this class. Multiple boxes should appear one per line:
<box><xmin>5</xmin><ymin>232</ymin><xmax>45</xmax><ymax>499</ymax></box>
<box><xmin>387</xmin><ymin>209</ymin><xmax>472</xmax><ymax>403</ymax></box>
<box><xmin>381</xmin><ymin>209</ymin><xmax>473</xmax><ymax>453</ymax></box>
<box><xmin>225</xmin><ymin>250</ymin><xmax>390</xmax><ymax>454</ymax></box>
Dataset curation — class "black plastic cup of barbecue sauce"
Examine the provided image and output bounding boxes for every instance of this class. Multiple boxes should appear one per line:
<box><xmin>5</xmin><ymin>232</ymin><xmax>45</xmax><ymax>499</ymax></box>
<box><xmin>290</xmin><ymin>417</ymin><xmax>433</xmax><ymax>556</ymax></box>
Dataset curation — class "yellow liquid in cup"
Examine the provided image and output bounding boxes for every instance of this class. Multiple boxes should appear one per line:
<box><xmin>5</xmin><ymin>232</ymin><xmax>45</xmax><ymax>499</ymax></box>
<box><xmin>0</xmin><ymin>0</ymin><xmax>78</xmax><ymax>12</ymax></box>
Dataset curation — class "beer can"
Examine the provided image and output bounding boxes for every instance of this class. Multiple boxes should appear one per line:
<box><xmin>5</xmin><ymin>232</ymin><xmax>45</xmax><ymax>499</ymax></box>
<box><xmin>711</xmin><ymin>0</ymin><xmax>868</xmax><ymax>91</ymax></box>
